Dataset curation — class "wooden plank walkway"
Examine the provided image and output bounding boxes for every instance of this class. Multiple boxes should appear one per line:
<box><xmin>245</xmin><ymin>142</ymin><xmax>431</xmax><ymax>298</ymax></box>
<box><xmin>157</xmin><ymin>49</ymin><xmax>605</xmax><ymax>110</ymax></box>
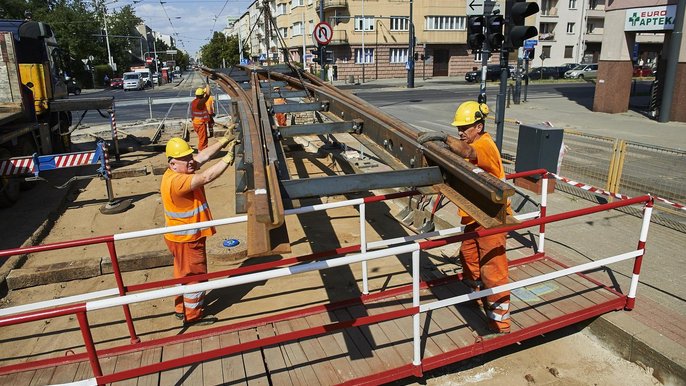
<box><xmin>0</xmin><ymin>257</ymin><xmax>626</xmax><ymax>386</ymax></box>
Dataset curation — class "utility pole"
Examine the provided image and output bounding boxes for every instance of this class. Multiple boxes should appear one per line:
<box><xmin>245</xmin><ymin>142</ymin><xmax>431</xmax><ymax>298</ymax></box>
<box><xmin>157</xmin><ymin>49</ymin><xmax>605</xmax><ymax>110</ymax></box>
<box><xmin>407</xmin><ymin>0</ymin><xmax>415</xmax><ymax>88</ymax></box>
<box><xmin>319</xmin><ymin>0</ymin><xmax>325</xmax><ymax>79</ymax></box>
<box><xmin>101</xmin><ymin>1</ymin><xmax>114</xmax><ymax>71</ymax></box>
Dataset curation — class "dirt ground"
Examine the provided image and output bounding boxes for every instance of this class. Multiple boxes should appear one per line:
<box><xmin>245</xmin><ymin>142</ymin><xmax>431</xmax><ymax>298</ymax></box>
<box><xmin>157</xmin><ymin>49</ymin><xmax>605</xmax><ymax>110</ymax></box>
<box><xmin>420</xmin><ymin>331</ymin><xmax>661</xmax><ymax>385</ymax></box>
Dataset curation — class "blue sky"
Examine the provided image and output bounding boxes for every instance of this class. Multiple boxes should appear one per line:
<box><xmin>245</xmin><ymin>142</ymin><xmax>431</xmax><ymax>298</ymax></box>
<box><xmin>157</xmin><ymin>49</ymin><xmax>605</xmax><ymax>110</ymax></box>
<box><xmin>109</xmin><ymin>0</ymin><xmax>252</xmax><ymax>58</ymax></box>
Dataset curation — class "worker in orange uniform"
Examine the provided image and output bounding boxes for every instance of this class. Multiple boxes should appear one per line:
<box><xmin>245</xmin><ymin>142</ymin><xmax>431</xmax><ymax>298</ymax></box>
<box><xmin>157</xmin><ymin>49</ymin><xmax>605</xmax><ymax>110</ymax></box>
<box><xmin>272</xmin><ymin>86</ymin><xmax>287</xmax><ymax>126</ymax></box>
<box><xmin>206</xmin><ymin>92</ymin><xmax>216</xmax><ymax>138</ymax></box>
<box><xmin>191</xmin><ymin>84</ymin><xmax>211</xmax><ymax>150</ymax></box>
<box><xmin>161</xmin><ymin>129</ymin><xmax>237</xmax><ymax>326</ymax></box>
<box><xmin>418</xmin><ymin>101</ymin><xmax>511</xmax><ymax>335</ymax></box>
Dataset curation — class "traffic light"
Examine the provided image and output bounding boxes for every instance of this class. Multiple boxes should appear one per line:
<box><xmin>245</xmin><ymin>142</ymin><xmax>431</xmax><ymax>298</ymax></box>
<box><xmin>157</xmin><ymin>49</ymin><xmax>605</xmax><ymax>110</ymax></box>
<box><xmin>467</xmin><ymin>16</ymin><xmax>485</xmax><ymax>51</ymax></box>
<box><xmin>413</xmin><ymin>52</ymin><xmax>419</xmax><ymax>61</ymax></box>
<box><xmin>324</xmin><ymin>50</ymin><xmax>334</xmax><ymax>64</ymax></box>
<box><xmin>311</xmin><ymin>49</ymin><xmax>321</xmax><ymax>64</ymax></box>
<box><xmin>486</xmin><ymin>15</ymin><xmax>504</xmax><ymax>49</ymax></box>
<box><xmin>508</xmin><ymin>0</ymin><xmax>539</xmax><ymax>48</ymax></box>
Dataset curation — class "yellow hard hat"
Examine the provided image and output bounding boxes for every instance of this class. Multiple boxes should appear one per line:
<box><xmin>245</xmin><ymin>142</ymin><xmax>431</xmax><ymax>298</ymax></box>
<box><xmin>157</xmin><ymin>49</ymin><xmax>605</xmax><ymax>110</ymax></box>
<box><xmin>195</xmin><ymin>87</ymin><xmax>205</xmax><ymax>96</ymax></box>
<box><xmin>451</xmin><ymin>101</ymin><xmax>490</xmax><ymax>127</ymax></box>
<box><xmin>166</xmin><ymin>137</ymin><xmax>194</xmax><ymax>158</ymax></box>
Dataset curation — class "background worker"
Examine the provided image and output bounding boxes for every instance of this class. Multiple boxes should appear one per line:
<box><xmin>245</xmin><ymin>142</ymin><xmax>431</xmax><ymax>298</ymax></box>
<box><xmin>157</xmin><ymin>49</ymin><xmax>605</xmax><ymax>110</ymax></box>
<box><xmin>272</xmin><ymin>86</ymin><xmax>287</xmax><ymax>126</ymax></box>
<box><xmin>161</xmin><ymin>130</ymin><xmax>237</xmax><ymax>326</ymax></box>
<box><xmin>191</xmin><ymin>84</ymin><xmax>211</xmax><ymax>150</ymax></box>
<box><xmin>418</xmin><ymin>101</ymin><xmax>511</xmax><ymax>335</ymax></box>
<box><xmin>206</xmin><ymin>92</ymin><xmax>216</xmax><ymax>138</ymax></box>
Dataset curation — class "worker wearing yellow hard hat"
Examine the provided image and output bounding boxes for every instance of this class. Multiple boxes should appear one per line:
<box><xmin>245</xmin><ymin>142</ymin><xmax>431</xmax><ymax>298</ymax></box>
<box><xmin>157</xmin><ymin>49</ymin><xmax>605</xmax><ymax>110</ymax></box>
<box><xmin>161</xmin><ymin>129</ymin><xmax>237</xmax><ymax>326</ymax></box>
<box><xmin>191</xmin><ymin>84</ymin><xmax>211</xmax><ymax>150</ymax></box>
<box><xmin>418</xmin><ymin>100</ymin><xmax>512</xmax><ymax>336</ymax></box>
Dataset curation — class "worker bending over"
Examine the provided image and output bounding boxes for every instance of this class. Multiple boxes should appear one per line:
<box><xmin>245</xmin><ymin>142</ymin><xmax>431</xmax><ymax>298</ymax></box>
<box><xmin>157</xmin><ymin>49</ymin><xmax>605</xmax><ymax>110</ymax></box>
<box><xmin>418</xmin><ymin>101</ymin><xmax>512</xmax><ymax>335</ymax></box>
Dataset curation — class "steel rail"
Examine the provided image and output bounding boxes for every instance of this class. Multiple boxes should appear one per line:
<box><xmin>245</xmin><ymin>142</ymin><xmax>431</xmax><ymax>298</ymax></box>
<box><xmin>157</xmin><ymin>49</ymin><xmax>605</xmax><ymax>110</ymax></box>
<box><xmin>258</xmin><ymin>69</ymin><xmax>516</xmax><ymax>226</ymax></box>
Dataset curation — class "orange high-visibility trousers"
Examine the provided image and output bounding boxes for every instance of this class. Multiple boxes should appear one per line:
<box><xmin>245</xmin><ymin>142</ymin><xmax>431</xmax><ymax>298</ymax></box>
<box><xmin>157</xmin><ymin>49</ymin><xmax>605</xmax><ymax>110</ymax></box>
<box><xmin>193</xmin><ymin>121</ymin><xmax>209</xmax><ymax>150</ymax></box>
<box><xmin>164</xmin><ymin>237</ymin><xmax>208</xmax><ymax>322</ymax></box>
<box><xmin>459</xmin><ymin>222</ymin><xmax>510</xmax><ymax>333</ymax></box>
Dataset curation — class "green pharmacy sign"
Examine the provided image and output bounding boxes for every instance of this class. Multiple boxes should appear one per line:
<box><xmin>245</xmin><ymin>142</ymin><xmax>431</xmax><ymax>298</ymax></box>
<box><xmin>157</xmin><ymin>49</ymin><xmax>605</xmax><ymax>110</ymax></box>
<box><xmin>625</xmin><ymin>5</ymin><xmax>676</xmax><ymax>32</ymax></box>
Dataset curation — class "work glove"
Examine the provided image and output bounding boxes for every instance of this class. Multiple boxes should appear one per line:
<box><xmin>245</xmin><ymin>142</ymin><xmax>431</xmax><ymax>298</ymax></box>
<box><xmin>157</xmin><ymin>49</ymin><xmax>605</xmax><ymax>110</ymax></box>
<box><xmin>417</xmin><ymin>132</ymin><xmax>448</xmax><ymax>145</ymax></box>
<box><xmin>217</xmin><ymin>124</ymin><xmax>237</xmax><ymax>147</ymax></box>
<box><xmin>222</xmin><ymin>140</ymin><xmax>237</xmax><ymax>165</ymax></box>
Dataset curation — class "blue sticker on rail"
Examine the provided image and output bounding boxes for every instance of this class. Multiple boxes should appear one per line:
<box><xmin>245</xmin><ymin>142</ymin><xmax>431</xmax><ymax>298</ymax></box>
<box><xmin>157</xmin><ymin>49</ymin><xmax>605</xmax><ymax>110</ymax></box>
<box><xmin>289</xmin><ymin>260</ymin><xmax>329</xmax><ymax>274</ymax></box>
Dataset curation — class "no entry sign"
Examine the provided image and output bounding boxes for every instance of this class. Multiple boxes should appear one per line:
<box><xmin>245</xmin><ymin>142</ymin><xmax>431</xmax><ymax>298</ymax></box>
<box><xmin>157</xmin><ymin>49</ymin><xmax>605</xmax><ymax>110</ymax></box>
<box><xmin>313</xmin><ymin>22</ymin><xmax>333</xmax><ymax>45</ymax></box>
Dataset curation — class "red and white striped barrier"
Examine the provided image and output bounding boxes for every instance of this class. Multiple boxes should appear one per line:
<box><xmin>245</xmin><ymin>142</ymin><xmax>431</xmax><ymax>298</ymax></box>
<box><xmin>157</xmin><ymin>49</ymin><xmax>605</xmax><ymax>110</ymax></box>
<box><xmin>54</xmin><ymin>152</ymin><xmax>97</xmax><ymax>169</ymax></box>
<box><xmin>550</xmin><ymin>172</ymin><xmax>685</xmax><ymax>211</ymax></box>
<box><xmin>0</xmin><ymin>158</ymin><xmax>34</xmax><ymax>176</ymax></box>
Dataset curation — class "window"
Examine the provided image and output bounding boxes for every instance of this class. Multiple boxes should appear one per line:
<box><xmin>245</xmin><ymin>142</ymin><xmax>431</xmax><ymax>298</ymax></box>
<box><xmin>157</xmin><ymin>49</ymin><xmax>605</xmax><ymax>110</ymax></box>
<box><xmin>568</xmin><ymin>0</ymin><xmax>576</xmax><ymax>9</ymax></box>
<box><xmin>308</xmin><ymin>20</ymin><xmax>314</xmax><ymax>35</ymax></box>
<box><xmin>586</xmin><ymin>22</ymin><xmax>595</xmax><ymax>33</ymax></box>
<box><xmin>355</xmin><ymin>48</ymin><xmax>374</xmax><ymax>64</ymax></box>
<box><xmin>293</xmin><ymin>22</ymin><xmax>303</xmax><ymax>36</ymax></box>
<box><xmin>567</xmin><ymin>22</ymin><xmax>574</xmax><ymax>33</ymax></box>
<box><xmin>564</xmin><ymin>45</ymin><xmax>573</xmax><ymax>58</ymax></box>
<box><xmin>291</xmin><ymin>0</ymin><xmax>304</xmax><ymax>8</ymax></box>
<box><xmin>389</xmin><ymin>48</ymin><xmax>408</xmax><ymax>63</ymax></box>
<box><xmin>276</xmin><ymin>3</ymin><xmax>287</xmax><ymax>15</ymax></box>
<box><xmin>279</xmin><ymin>27</ymin><xmax>288</xmax><ymax>38</ymax></box>
<box><xmin>425</xmin><ymin>16</ymin><xmax>466</xmax><ymax>30</ymax></box>
<box><xmin>354</xmin><ymin>16</ymin><xmax>375</xmax><ymax>31</ymax></box>
<box><xmin>542</xmin><ymin>45</ymin><xmax>552</xmax><ymax>59</ymax></box>
<box><xmin>390</xmin><ymin>17</ymin><xmax>409</xmax><ymax>31</ymax></box>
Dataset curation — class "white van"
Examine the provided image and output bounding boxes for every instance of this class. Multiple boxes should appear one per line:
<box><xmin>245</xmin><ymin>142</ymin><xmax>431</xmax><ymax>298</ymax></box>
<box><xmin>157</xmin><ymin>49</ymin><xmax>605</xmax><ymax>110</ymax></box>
<box><xmin>134</xmin><ymin>68</ymin><xmax>152</xmax><ymax>87</ymax></box>
<box><xmin>123</xmin><ymin>72</ymin><xmax>144</xmax><ymax>91</ymax></box>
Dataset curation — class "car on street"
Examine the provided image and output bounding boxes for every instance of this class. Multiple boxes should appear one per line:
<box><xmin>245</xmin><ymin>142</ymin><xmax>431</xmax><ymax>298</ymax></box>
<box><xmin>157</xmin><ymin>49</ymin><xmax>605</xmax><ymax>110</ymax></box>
<box><xmin>66</xmin><ymin>80</ymin><xmax>81</xmax><ymax>95</ymax></box>
<box><xmin>524</xmin><ymin>66</ymin><xmax>561</xmax><ymax>80</ymax></box>
<box><xmin>465</xmin><ymin>65</ymin><xmax>510</xmax><ymax>82</ymax></box>
<box><xmin>633</xmin><ymin>65</ymin><xmax>654</xmax><ymax>77</ymax></box>
<box><xmin>564</xmin><ymin>63</ymin><xmax>598</xmax><ymax>79</ymax></box>
<box><xmin>123</xmin><ymin>71</ymin><xmax>145</xmax><ymax>91</ymax></box>
<box><xmin>110</xmin><ymin>77</ymin><xmax>123</xmax><ymax>89</ymax></box>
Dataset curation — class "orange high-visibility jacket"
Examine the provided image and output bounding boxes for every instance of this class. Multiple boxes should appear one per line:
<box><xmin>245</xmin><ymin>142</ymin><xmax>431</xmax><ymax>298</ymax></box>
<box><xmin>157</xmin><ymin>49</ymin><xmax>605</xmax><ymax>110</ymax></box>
<box><xmin>191</xmin><ymin>98</ymin><xmax>210</xmax><ymax>125</ymax></box>
<box><xmin>161</xmin><ymin>169</ymin><xmax>216</xmax><ymax>242</ymax></box>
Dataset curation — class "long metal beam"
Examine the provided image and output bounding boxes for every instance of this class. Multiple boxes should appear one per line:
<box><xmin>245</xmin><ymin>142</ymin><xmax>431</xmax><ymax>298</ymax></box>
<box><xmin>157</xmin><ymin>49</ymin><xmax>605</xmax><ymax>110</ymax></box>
<box><xmin>277</xmin><ymin>120</ymin><xmax>361</xmax><ymax>137</ymax></box>
<box><xmin>280</xmin><ymin>167</ymin><xmax>443</xmax><ymax>199</ymax></box>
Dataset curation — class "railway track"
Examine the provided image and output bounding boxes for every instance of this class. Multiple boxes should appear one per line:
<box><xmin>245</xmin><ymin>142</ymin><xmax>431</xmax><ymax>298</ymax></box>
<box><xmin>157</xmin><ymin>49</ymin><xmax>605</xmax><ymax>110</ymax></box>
<box><xmin>200</xmin><ymin>64</ymin><xmax>517</xmax><ymax>257</ymax></box>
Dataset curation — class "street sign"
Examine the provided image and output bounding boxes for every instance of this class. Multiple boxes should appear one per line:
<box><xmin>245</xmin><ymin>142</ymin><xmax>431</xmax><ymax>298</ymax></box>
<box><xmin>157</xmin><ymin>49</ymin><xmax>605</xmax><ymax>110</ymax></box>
<box><xmin>524</xmin><ymin>39</ymin><xmax>538</xmax><ymax>48</ymax></box>
<box><xmin>166</xmin><ymin>50</ymin><xmax>178</xmax><ymax>55</ymax></box>
<box><xmin>146</xmin><ymin>57</ymin><xmax>153</xmax><ymax>64</ymax></box>
<box><xmin>313</xmin><ymin>22</ymin><xmax>333</xmax><ymax>45</ymax></box>
<box><xmin>88</xmin><ymin>55</ymin><xmax>94</xmax><ymax>61</ymax></box>
<box><xmin>466</xmin><ymin>0</ymin><xmax>502</xmax><ymax>16</ymax></box>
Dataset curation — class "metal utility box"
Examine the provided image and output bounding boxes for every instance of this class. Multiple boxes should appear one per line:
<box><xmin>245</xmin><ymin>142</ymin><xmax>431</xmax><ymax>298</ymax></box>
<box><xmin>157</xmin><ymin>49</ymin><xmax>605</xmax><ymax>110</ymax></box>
<box><xmin>515</xmin><ymin>124</ymin><xmax>564</xmax><ymax>178</ymax></box>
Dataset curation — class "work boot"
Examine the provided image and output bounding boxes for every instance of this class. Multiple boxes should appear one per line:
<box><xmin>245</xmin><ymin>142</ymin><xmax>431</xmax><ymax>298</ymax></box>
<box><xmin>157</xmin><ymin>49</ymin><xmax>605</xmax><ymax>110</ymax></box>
<box><xmin>174</xmin><ymin>312</ymin><xmax>184</xmax><ymax>320</ymax></box>
<box><xmin>183</xmin><ymin>314</ymin><xmax>218</xmax><ymax>326</ymax></box>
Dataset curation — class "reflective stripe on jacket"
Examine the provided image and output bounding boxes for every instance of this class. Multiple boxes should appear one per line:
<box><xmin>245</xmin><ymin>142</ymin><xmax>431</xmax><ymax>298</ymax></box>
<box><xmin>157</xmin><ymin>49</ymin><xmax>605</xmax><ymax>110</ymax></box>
<box><xmin>161</xmin><ymin>169</ymin><xmax>216</xmax><ymax>242</ymax></box>
<box><xmin>191</xmin><ymin>98</ymin><xmax>210</xmax><ymax>124</ymax></box>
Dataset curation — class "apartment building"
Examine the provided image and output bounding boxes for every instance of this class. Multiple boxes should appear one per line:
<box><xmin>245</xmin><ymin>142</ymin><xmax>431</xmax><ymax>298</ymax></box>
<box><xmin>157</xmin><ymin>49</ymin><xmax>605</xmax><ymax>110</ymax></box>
<box><xmin>226</xmin><ymin>0</ymin><xmax>509</xmax><ymax>80</ymax></box>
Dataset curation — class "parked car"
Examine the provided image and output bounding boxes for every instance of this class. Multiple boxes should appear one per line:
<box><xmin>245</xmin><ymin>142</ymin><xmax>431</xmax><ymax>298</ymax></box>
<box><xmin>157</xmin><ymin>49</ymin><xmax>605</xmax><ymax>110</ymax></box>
<box><xmin>564</xmin><ymin>63</ymin><xmax>598</xmax><ymax>79</ymax></box>
<box><xmin>66</xmin><ymin>80</ymin><xmax>81</xmax><ymax>95</ymax></box>
<box><xmin>524</xmin><ymin>66</ymin><xmax>561</xmax><ymax>80</ymax></box>
<box><xmin>633</xmin><ymin>65</ymin><xmax>654</xmax><ymax>77</ymax></box>
<box><xmin>110</xmin><ymin>77</ymin><xmax>123</xmax><ymax>89</ymax></box>
<box><xmin>122</xmin><ymin>71</ymin><xmax>145</xmax><ymax>91</ymax></box>
<box><xmin>465</xmin><ymin>65</ymin><xmax>510</xmax><ymax>82</ymax></box>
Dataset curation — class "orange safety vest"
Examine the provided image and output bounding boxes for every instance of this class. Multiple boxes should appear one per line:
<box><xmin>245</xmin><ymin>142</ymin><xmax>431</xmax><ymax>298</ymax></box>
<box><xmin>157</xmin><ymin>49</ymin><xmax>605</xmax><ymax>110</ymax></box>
<box><xmin>206</xmin><ymin>95</ymin><xmax>215</xmax><ymax>115</ymax></box>
<box><xmin>191</xmin><ymin>98</ymin><xmax>210</xmax><ymax>124</ymax></box>
<box><xmin>161</xmin><ymin>169</ymin><xmax>216</xmax><ymax>242</ymax></box>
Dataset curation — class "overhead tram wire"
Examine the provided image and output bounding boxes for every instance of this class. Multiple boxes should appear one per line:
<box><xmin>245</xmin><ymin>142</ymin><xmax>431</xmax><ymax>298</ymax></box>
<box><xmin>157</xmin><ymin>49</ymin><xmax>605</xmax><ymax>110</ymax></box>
<box><xmin>159</xmin><ymin>0</ymin><xmax>186</xmax><ymax>50</ymax></box>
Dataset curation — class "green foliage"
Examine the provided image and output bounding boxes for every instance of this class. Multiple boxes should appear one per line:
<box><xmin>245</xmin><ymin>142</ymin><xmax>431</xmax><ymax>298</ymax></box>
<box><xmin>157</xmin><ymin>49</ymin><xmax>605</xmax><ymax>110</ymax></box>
<box><xmin>200</xmin><ymin>32</ymin><xmax>240</xmax><ymax>69</ymax></box>
<box><xmin>93</xmin><ymin>64</ymin><xmax>113</xmax><ymax>87</ymax></box>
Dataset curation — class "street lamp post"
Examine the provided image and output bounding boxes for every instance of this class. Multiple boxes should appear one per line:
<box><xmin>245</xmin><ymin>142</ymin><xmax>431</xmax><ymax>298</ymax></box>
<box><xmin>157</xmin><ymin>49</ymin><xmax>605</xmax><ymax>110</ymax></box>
<box><xmin>407</xmin><ymin>0</ymin><xmax>414</xmax><ymax>88</ymax></box>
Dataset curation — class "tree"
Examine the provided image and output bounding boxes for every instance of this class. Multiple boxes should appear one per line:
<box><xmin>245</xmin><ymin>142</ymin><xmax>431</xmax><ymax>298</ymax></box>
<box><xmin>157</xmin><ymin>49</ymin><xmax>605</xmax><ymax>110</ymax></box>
<box><xmin>106</xmin><ymin>5</ymin><xmax>143</xmax><ymax>73</ymax></box>
<box><xmin>200</xmin><ymin>32</ymin><xmax>240</xmax><ymax>69</ymax></box>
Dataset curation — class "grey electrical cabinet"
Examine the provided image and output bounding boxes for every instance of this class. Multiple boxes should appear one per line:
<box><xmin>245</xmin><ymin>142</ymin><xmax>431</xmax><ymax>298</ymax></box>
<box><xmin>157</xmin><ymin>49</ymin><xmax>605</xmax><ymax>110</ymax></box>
<box><xmin>514</xmin><ymin>124</ymin><xmax>564</xmax><ymax>178</ymax></box>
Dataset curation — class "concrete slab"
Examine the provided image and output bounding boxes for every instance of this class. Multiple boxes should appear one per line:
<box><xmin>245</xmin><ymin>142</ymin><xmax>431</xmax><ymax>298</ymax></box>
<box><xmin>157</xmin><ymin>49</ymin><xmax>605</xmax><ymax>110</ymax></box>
<box><xmin>6</xmin><ymin>258</ymin><xmax>101</xmax><ymax>290</ymax></box>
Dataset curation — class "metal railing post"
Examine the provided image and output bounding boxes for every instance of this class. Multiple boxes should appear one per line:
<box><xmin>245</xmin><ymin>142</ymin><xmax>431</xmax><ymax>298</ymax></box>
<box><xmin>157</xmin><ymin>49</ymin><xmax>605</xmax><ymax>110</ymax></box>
<box><xmin>106</xmin><ymin>241</ymin><xmax>140</xmax><ymax>343</ymax></box>
<box><xmin>108</xmin><ymin>104</ymin><xmax>120</xmax><ymax>162</ymax></box>
<box><xmin>538</xmin><ymin>173</ymin><xmax>548</xmax><ymax>253</ymax></box>
<box><xmin>412</xmin><ymin>249</ymin><xmax>421</xmax><ymax>366</ymax></box>
<box><xmin>360</xmin><ymin>203</ymin><xmax>369</xmax><ymax>295</ymax></box>
<box><xmin>76</xmin><ymin>311</ymin><xmax>103</xmax><ymax>379</ymax></box>
<box><xmin>625</xmin><ymin>198</ymin><xmax>654</xmax><ymax>310</ymax></box>
<box><xmin>148</xmin><ymin>97</ymin><xmax>153</xmax><ymax>120</ymax></box>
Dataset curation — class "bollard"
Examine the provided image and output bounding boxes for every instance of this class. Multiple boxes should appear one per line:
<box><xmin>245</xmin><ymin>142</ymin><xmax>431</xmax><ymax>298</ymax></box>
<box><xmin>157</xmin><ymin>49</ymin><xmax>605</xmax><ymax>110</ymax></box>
<box><xmin>507</xmin><ymin>85</ymin><xmax>512</xmax><ymax>108</ymax></box>
<box><xmin>98</xmin><ymin>141</ymin><xmax>132</xmax><ymax>215</ymax></box>
<box><xmin>108</xmin><ymin>105</ymin><xmax>121</xmax><ymax>162</ymax></box>
<box><xmin>148</xmin><ymin>97</ymin><xmax>153</xmax><ymax>120</ymax></box>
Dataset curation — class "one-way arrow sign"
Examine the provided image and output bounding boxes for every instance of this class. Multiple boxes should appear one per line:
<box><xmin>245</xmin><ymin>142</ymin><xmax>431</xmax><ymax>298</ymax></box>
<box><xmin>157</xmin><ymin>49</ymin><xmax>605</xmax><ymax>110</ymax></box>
<box><xmin>466</xmin><ymin>0</ymin><xmax>502</xmax><ymax>16</ymax></box>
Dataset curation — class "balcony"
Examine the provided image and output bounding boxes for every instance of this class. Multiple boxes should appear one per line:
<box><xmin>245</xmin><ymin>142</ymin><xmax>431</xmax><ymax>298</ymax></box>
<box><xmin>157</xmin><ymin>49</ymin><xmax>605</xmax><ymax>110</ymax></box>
<box><xmin>540</xmin><ymin>6</ymin><xmax>558</xmax><ymax>17</ymax></box>
<box><xmin>316</xmin><ymin>0</ymin><xmax>347</xmax><ymax>12</ymax></box>
<box><xmin>329</xmin><ymin>29</ymin><xmax>348</xmax><ymax>45</ymax></box>
<box><xmin>584</xmin><ymin>32</ymin><xmax>603</xmax><ymax>43</ymax></box>
<box><xmin>539</xmin><ymin>32</ymin><xmax>555</xmax><ymax>41</ymax></box>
